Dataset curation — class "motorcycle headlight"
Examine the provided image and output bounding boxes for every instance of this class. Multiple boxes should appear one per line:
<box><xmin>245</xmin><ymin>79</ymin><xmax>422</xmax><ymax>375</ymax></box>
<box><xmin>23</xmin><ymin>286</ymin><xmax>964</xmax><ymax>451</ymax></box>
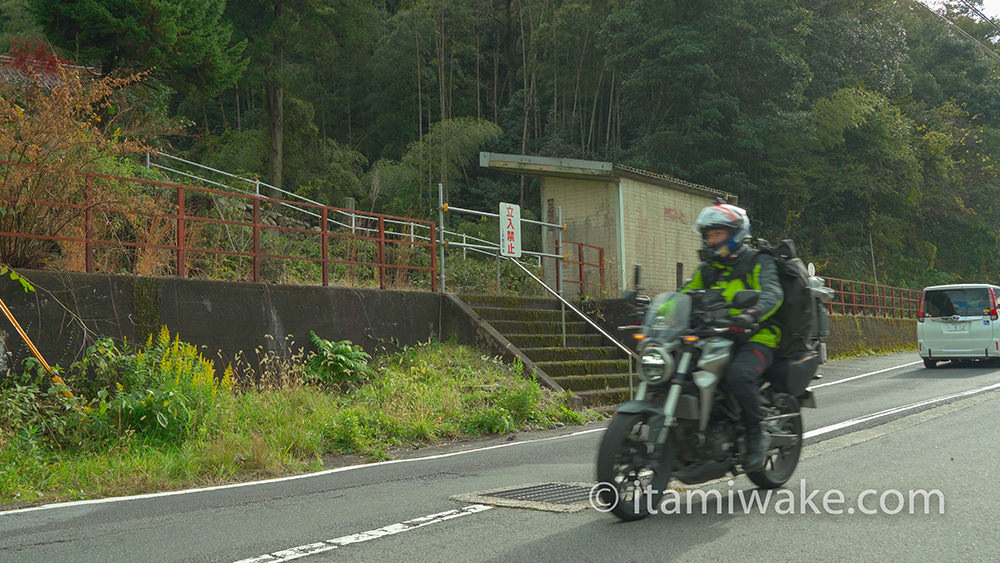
<box><xmin>639</xmin><ymin>350</ymin><xmax>674</xmax><ymax>383</ymax></box>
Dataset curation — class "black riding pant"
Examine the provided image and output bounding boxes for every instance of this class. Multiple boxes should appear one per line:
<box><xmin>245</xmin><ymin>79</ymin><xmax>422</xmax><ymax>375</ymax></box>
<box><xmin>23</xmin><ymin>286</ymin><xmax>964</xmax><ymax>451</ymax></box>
<box><xmin>724</xmin><ymin>342</ymin><xmax>774</xmax><ymax>426</ymax></box>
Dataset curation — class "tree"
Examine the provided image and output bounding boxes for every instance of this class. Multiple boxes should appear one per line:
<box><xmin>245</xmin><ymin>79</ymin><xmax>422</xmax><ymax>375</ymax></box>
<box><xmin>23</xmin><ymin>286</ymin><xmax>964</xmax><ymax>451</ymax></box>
<box><xmin>224</xmin><ymin>0</ymin><xmax>376</xmax><ymax>197</ymax></box>
<box><xmin>30</xmin><ymin>0</ymin><xmax>247</xmax><ymax>94</ymax></box>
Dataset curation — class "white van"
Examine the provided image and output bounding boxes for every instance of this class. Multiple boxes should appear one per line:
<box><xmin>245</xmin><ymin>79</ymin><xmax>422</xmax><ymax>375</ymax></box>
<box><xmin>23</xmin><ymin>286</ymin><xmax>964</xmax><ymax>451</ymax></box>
<box><xmin>918</xmin><ymin>283</ymin><xmax>1000</xmax><ymax>368</ymax></box>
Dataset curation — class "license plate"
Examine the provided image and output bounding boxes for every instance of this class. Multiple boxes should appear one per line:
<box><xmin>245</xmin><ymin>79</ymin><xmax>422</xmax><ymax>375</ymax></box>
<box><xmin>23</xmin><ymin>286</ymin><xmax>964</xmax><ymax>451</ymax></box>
<box><xmin>945</xmin><ymin>323</ymin><xmax>968</xmax><ymax>333</ymax></box>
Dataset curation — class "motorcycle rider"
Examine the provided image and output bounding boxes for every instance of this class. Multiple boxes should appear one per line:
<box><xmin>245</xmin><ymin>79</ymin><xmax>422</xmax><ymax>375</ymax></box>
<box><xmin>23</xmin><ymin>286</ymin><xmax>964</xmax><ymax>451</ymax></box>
<box><xmin>680</xmin><ymin>203</ymin><xmax>784</xmax><ymax>471</ymax></box>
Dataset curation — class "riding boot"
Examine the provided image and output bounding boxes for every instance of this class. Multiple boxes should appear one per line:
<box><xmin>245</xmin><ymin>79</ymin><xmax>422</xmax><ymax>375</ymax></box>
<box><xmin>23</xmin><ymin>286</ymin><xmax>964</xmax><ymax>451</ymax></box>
<box><xmin>744</xmin><ymin>423</ymin><xmax>768</xmax><ymax>472</ymax></box>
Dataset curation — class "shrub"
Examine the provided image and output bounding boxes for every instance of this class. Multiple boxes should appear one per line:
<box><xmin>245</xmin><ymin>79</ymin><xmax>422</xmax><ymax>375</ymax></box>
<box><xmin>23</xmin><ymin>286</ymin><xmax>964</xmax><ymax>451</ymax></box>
<box><xmin>304</xmin><ymin>332</ymin><xmax>372</xmax><ymax>390</ymax></box>
<box><xmin>0</xmin><ymin>42</ymin><xmax>149</xmax><ymax>269</ymax></box>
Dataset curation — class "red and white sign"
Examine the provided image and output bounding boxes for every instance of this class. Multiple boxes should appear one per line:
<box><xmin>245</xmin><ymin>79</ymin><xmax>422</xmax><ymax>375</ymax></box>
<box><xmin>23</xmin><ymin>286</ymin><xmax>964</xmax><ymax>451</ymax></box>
<box><xmin>499</xmin><ymin>202</ymin><xmax>521</xmax><ymax>258</ymax></box>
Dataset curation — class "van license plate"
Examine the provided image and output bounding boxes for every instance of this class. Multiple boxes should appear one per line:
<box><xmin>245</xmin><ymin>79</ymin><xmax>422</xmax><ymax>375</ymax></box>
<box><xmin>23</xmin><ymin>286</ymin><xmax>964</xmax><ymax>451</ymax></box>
<box><xmin>945</xmin><ymin>323</ymin><xmax>968</xmax><ymax>333</ymax></box>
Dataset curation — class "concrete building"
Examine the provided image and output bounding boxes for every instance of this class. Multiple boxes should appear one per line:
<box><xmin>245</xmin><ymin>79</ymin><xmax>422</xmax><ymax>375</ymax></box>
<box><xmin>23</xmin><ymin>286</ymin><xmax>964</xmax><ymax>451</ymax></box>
<box><xmin>480</xmin><ymin>152</ymin><xmax>737</xmax><ymax>297</ymax></box>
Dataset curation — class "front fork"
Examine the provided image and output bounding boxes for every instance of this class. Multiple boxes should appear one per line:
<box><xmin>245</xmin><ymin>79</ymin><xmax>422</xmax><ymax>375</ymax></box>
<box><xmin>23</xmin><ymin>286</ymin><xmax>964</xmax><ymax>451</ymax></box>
<box><xmin>647</xmin><ymin>348</ymin><xmax>693</xmax><ymax>447</ymax></box>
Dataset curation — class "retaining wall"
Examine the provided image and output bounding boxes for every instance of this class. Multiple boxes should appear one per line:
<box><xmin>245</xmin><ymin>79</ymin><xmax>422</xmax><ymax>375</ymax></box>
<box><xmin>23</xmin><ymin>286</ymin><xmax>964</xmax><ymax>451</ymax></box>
<box><xmin>0</xmin><ymin>271</ymin><xmax>916</xmax><ymax>380</ymax></box>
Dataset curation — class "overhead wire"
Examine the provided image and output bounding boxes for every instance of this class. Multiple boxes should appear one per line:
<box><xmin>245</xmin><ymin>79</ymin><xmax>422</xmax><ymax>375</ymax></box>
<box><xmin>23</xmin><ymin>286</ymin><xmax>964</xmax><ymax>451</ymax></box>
<box><xmin>915</xmin><ymin>0</ymin><xmax>1000</xmax><ymax>65</ymax></box>
<box><xmin>953</xmin><ymin>0</ymin><xmax>1000</xmax><ymax>37</ymax></box>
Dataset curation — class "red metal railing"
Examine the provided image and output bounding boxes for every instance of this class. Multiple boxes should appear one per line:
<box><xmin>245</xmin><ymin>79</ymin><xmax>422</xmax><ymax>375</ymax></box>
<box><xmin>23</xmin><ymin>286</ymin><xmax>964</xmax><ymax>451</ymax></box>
<box><xmin>823</xmin><ymin>277</ymin><xmax>920</xmax><ymax>318</ymax></box>
<box><xmin>561</xmin><ymin>240</ymin><xmax>605</xmax><ymax>297</ymax></box>
<box><xmin>0</xmin><ymin>164</ymin><xmax>438</xmax><ymax>291</ymax></box>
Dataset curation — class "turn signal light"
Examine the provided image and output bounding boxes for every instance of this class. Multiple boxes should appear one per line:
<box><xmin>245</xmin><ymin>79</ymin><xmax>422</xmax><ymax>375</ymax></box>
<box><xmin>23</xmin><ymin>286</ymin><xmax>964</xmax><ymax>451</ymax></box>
<box><xmin>682</xmin><ymin>336</ymin><xmax>699</xmax><ymax>343</ymax></box>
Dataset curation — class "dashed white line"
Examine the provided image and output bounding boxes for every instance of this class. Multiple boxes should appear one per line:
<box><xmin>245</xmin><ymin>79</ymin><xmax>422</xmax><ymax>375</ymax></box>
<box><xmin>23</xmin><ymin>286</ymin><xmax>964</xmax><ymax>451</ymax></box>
<box><xmin>234</xmin><ymin>504</ymin><xmax>493</xmax><ymax>563</ymax></box>
<box><xmin>810</xmin><ymin>360</ymin><xmax>923</xmax><ymax>389</ymax></box>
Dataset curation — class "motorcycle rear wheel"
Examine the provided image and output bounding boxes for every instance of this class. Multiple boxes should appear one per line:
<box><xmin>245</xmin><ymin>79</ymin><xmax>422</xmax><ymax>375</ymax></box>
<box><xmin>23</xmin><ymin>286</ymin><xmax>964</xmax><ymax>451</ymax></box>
<box><xmin>595</xmin><ymin>412</ymin><xmax>674</xmax><ymax>521</ymax></box>
<box><xmin>747</xmin><ymin>393</ymin><xmax>803</xmax><ymax>489</ymax></box>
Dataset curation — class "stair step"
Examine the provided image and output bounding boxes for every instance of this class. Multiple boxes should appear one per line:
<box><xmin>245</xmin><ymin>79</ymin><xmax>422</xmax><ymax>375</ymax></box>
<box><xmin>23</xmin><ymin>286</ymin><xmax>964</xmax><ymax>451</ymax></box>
<box><xmin>471</xmin><ymin>306</ymin><xmax>570</xmax><ymax>322</ymax></box>
<box><xmin>534</xmin><ymin>359</ymin><xmax>629</xmax><ymax>377</ymax></box>
<box><xmin>461</xmin><ymin>294</ymin><xmax>564</xmax><ymax>310</ymax></box>
<box><xmin>506</xmin><ymin>333</ymin><xmax>607</xmax><ymax>348</ymax></box>
<box><xmin>488</xmin><ymin>320</ymin><xmax>592</xmax><ymax>335</ymax></box>
<box><xmin>553</xmin><ymin>374</ymin><xmax>633</xmax><ymax>391</ymax></box>
<box><xmin>519</xmin><ymin>346</ymin><xmax>619</xmax><ymax>362</ymax></box>
<box><xmin>575</xmin><ymin>387</ymin><xmax>632</xmax><ymax>408</ymax></box>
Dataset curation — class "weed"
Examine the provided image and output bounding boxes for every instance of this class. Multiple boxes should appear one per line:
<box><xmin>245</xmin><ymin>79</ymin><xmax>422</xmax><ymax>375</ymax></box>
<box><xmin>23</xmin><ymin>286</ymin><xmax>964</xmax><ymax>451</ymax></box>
<box><xmin>304</xmin><ymin>332</ymin><xmax>372</xmax><ymax>390</ymax></box>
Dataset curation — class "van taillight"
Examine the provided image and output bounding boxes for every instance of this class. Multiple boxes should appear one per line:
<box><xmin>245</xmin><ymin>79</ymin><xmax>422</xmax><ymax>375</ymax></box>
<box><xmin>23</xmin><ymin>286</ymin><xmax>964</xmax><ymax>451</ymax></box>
<box><xmin>918</xmin><ymin>293</ymin><xmax>925</xmax><ymax>322</ymax></box>
<box><xmin>990</xmin><ymin>288</ymin><xmax>998</xmax><ymax>320</ymax></box>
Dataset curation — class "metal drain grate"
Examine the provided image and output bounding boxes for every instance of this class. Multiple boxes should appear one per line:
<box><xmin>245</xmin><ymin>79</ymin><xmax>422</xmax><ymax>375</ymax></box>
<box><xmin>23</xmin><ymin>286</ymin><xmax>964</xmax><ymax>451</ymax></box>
<box><xmin>489</xmin><ymin>483</ymin><xmax>592</xmax><ymax>504</ymax></box>
<box><xmin>451</xmin><ymin>482</ymin><xmax>597</xmax><ymax>513</ymax></box>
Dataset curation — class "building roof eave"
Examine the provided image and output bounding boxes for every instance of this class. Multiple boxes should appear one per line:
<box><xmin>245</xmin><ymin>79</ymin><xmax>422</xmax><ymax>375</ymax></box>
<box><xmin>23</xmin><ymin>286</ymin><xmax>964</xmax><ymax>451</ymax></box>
<box><xmin>480</xmin><ymin>152</ymin><xmax>737</xmax><ymax>202</ymax></box>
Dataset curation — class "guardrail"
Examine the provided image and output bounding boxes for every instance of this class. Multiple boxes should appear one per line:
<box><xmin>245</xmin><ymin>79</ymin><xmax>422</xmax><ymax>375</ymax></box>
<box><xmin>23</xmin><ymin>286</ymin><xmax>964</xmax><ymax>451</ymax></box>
<box><xmin>0</xmin><ymin>162</ymin><xmax>437</xmax><ymax>290</ymax></box>
<box><xmin>823</xmin><ymin>277</ymin><xmax>920</xmax><ymax>318</ymax></box>
<box><xmin>561</xmin><ymin>241</ymin><xmax>605</xmax><ymax>297</ymax></box>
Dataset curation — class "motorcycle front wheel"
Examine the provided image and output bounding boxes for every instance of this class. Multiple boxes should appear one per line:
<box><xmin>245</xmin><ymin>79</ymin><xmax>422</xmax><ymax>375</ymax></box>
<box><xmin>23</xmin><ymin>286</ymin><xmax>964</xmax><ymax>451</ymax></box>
<box><xmin>747</xmin><ymin>393</ymin><xmax>803</xmax><ymax>489</ymax></box>
<box><xmin>595</xmin><ymin>412</ymin><xmax>674</xmax><ymax>521</ymax></box>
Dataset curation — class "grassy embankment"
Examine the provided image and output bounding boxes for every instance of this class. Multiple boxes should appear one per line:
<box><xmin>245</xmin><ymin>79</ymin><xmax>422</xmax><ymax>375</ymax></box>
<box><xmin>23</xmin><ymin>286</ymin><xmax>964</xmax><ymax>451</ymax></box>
<box><xmin>0</xmin><ymin>329</ymin><xmax>592</xmax><ymax>507</ymax></box>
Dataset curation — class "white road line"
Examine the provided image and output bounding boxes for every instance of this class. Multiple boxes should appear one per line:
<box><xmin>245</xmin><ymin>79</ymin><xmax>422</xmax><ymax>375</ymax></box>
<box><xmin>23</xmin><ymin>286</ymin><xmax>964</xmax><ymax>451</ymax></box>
<box><xmin>0</xmin><ymin>359</ymin><xmax>980</xmax><ymax>517</ymax></box>
<box><xmin>0</xmin><ymin>427</ymin><xmax>606</xmax><ymax>516</ymax></box>
<box><xmin>233</xmin><ymin>504</ymin><xmax>493</xmax><ymax>563</ymax></box>
<box><xmin>810</xmin><ymin>360</ymin><xmax>923</xmax><ymax>389</ymax></box>
<box><xmin>804</xmin><ymin>381</ymin><xmax>1000</xmax><ymax>439</ymax></box>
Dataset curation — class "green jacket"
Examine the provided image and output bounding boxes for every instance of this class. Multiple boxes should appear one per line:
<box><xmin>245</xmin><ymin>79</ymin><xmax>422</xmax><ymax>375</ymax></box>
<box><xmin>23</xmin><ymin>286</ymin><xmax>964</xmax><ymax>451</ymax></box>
<box><xmin>682</xmin><ymin>250</ymin><xmax>784</xmax><ymax>349</ymax></box>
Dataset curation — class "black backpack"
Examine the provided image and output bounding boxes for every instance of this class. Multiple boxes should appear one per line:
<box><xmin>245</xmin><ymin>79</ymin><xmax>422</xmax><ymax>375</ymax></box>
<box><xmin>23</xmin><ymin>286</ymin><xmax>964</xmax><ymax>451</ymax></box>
<box><xmin>700</xmin><ymin>239</ymin><xmax>815</xmax><ymax>358</ymax></box>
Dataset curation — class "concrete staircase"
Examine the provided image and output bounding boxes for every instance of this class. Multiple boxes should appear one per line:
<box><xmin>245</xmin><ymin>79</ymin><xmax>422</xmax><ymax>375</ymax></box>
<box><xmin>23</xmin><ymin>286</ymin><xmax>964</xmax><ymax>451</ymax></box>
<box><xmin>461</xmin><ymin>295</ymin><xmax>633</xmax><ymax>409</ymax></box>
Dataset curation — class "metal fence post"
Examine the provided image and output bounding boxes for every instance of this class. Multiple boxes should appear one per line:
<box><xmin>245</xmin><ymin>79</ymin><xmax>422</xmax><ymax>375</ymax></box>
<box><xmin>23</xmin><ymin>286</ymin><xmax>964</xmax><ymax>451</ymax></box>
<box><xmin>377</xmin><ymin>215</ymin><xmax>386</xmax><ymax>290</ymax></box>
<box><xmin>599</xmin><ymin>247</ymin><xmax>606</xmax><ymax>295</ymax></box>
<box><xmin>252</xmin><ymin>197</ymin><xmax>260</xmax><ymax>282</ymax></box>
<box><xmin>176</xmin><ymin>186</ymin><xmax>186</xmax><ymax>277</ymax></box>
<box><xmin>84</xmin><ymin>178</ymin><xmax>94</xmax><ymax>273</ymax></box>
<box><xmin>556</xmin><ymin>206</ymin><xmax>563</xmax><ymax>296</ymax></box>
<box><xmin>557</xmin><ymin>206</ymin><xmax>565</xmax><ymax>347</ymax></box>
<box><xmin>321</xmin><ymin>208</ymin><xmax>329</xmax><ymax>286</ymax></box>
<box><xmin>430</xmin><ymin>221</ymin><xmax>438</xmax><ymax>293</ymax></box>
<box><xmin>438</xmin><ymin>183</ymin><xmax>446</xmax><ymax>293</ymax></box>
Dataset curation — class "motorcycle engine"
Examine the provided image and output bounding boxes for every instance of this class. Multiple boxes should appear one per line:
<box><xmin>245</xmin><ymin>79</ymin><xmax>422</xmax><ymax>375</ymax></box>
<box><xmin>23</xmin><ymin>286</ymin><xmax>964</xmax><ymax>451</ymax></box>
<box><xmin>704</xmin><ymin>420</ymin><xmax>736</xmax><ymax>462</ymax></box>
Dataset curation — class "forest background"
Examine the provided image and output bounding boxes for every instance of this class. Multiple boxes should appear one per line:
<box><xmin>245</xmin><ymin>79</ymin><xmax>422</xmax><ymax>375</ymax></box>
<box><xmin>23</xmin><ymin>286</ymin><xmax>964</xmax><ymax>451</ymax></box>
<box><xmin>4</xmin><ymin>0</ymin><xmax>1000</xmax><ymax>287</ymax></box>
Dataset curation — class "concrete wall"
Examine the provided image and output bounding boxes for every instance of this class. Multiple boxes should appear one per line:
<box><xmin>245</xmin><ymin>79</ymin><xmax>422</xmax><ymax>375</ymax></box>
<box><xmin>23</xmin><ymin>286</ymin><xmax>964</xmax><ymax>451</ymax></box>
<box><xmin>0</xmin><ymin>271</ymin><xmax>917</xmax><ymax>385</ymax></box>
<box><xmin>620</xmin><ymin>177</ymin><xmax>715</xmax><ymax>296</ymax></box>
<box><xmin>540</xmin><ymin>176</ymin><xmax>720</xmax><ymax>299</ymax></box>
<box><xmin>541</xmin><ymin>177</ymin><xmax>619</xmax><ymax>294</ymax></box>
<box><xmin>826</xmin><ymin>315</ymin><xmax>916</xmax><ymax>357</ymax></box>
<box><xmin>582</xmin><ymin>298</ymin><xmax>916</xmax><ymax>360</ymax></box>
<box><xmin>0</xmin><ymin>271</ymin><xmax>450</xmax><ymax>377</ymax></box>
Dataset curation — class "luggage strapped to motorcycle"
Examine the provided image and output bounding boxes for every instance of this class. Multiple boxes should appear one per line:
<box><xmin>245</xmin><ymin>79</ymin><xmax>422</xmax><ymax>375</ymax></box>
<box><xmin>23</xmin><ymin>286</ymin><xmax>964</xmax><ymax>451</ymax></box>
<box><xmin>698</xmin><ymin>239</ymin><xmax>815</xmax><ymax>359</ymax></box>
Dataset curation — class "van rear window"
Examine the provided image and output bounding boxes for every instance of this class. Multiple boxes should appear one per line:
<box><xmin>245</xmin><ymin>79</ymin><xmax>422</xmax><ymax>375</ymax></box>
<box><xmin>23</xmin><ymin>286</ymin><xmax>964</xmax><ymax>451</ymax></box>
<box><xmin>923</xmin><ymin>289</ymin><xmax>993</xmax><ymax>317</ymax></box>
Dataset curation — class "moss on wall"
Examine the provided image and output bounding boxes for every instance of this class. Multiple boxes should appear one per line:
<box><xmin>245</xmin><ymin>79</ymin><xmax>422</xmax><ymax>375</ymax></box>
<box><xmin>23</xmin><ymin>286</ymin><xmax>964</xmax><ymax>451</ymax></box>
<box><xmin>131</xmin><ymin>277</ymin><xmax>162</xmax><ymax>345</ymax></box>
<box><xmin>827</xmin><ymin>315</ymin><xmax>915</xmax><ymax>358</ymax></box>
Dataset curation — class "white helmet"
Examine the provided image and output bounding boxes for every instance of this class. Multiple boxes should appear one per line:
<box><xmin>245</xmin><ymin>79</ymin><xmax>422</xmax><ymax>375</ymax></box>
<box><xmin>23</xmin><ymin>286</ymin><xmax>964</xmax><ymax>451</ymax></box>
<box><xmin>693</xmin><ymin>203</ymin><xmax>751</xmax><ymax>261</ymax></box>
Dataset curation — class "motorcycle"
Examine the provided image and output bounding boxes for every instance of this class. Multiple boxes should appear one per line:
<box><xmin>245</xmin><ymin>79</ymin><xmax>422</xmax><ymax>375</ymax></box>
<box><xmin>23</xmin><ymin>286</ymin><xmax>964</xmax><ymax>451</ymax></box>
<box><xmin>596</xmin><ymin>274</ymin><xmax>834</xmax><ymax>521</ymax></box>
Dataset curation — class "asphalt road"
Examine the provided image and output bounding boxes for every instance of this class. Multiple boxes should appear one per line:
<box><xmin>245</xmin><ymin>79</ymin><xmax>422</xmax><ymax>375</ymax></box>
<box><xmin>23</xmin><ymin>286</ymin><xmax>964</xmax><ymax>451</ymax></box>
<box><xmin>2</xmin><ymin>351</ymin><xmax>999</xmax><ymax>562</ymax></box>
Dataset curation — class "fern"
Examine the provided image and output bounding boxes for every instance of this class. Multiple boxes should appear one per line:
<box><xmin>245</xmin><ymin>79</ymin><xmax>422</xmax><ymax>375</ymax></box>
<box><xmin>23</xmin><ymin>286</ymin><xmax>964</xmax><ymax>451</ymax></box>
<box><xmin>304</xmin><ymin>332</ymin><xmax>372</xmax><ymax>390</ymax></box>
